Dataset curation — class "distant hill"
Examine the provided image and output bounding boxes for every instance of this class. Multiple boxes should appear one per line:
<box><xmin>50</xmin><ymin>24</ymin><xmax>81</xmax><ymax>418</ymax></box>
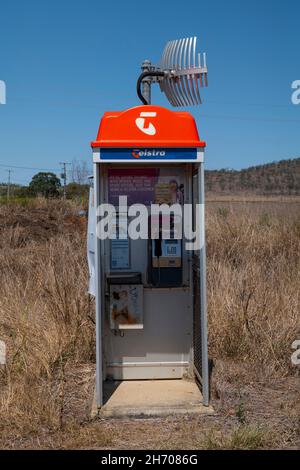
<box><xmin>205</xmin><ymin>158</ymin><xmax>300</xmax><ymax>196</ymax></box>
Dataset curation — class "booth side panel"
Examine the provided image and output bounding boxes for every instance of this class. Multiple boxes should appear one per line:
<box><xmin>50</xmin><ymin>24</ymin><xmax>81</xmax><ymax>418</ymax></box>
<box><xmin>199</xmin><ymin>162</ymin><xmax>209</xmax><ymax>406</ymax></box>
<box><xmin>94</xmin><ymin>161</ymin><xmax>103</xmax><ymax>408</ymax></box>
<box><xmin>193</xmin><ymin>261</ymin><xmax>202</xmax><ymax>380</ymax></box>
<box><xmin>192</xmin><ymin>162</ymin><xmax>209</xmax><ymax>406</ymax></box>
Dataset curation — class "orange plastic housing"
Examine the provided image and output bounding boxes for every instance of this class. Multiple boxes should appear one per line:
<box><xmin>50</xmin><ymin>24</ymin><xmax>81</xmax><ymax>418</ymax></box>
<box><xmin>91</xmin><ymin>105</ymin><xmax>206</xmax><ymax>149</ymax></box>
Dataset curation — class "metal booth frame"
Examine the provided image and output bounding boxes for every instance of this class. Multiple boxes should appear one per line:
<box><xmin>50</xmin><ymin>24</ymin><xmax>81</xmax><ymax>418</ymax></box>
<box><xmin>90</xmin><ymin>105</ymin><xmax>209</xmax><ymax>409</ymax></box>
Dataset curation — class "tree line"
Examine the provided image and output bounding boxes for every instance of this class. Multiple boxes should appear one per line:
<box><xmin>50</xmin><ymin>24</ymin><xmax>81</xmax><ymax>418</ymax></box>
<box><xmin>205</xmin><ymin>158</ymin><xmax>300</xmax><ymax>195</ymax></box>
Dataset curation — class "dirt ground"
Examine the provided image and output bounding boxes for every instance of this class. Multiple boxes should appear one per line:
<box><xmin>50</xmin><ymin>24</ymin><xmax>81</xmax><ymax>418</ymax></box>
<box><xmin>4</xmin><ymin>359</ymin><xmax>299</xmax><ymax>450</ymax></box>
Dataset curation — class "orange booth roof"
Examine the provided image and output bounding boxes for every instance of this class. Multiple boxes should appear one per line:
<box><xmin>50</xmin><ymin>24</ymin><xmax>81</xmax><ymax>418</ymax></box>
<box><xmin>91</xmin><ymin>105</ymin><xmax>206</xmax><ymax>149</ymax></box>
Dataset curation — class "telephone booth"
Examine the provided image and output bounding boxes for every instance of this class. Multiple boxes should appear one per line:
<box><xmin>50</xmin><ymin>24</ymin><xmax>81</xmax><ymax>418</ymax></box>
<box><xmin>89</xmin><ymin>105</ymin><xmax>209</xmax><ymax>414</ymax></box>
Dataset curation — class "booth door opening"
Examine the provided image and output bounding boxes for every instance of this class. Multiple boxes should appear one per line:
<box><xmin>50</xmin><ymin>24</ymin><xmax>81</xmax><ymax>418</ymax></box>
<box><xmin>103</xmin><ymin>165</ymin><xmax>193</xmax><ymax>381</ymax></box>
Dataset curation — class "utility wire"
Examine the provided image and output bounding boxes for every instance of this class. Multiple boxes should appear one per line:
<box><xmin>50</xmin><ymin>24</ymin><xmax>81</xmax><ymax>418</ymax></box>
<box><xmin>204</xmin><ymin>99</ymin><xmax>295</xmax><ymax>109</ymax></box>
<box><xmin>200</xmin><ymin>113</ymin><xmax>300</xmax><ymax>123</ymax></box>
<box><xmin>6</xmin><ymin>97</ymin><xmax>299</xmax><ymax>120</ymax></box>
<box><xmin>0</xmin><ymin>163</ymin><xmax>60</xmax><ymax>171</ymax></box>
<box><xmin>11</xmin><ymin>94</ymin><xmax>296</xmax><ymax>109</ymax></box>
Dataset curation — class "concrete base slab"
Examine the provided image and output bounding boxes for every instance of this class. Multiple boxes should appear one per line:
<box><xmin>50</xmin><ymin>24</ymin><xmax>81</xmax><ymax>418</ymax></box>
<box><xmin>92</xmin><ymin>380</ymin><xmax>214</xmax><ymax>418</ymax></box>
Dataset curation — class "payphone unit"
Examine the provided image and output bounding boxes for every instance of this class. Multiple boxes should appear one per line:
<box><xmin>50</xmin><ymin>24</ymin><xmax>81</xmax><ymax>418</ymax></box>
<box><xmin>149</xmin><ymin>214</ymin><xmax>183</xmax><ymax>287</ymax></box>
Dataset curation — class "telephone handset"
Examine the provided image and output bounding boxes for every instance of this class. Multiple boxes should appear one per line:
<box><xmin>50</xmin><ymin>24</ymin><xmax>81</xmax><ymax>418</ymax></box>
<box><xmin>154</xmin><ymin>239</ymin><xmax>162</xmax><ymax>258</ymax></box>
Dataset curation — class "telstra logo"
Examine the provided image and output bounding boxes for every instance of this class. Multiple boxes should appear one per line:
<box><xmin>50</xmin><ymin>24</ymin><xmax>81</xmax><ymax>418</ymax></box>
<box><xmin>135</xmin><ymin>112</ymin><xmax>157</xmax><ymax>135</ymax></box>
<box><xmin>131</xmin><ymin>150</ymin><xmax>166</xmax><ymax>159</ymax></box>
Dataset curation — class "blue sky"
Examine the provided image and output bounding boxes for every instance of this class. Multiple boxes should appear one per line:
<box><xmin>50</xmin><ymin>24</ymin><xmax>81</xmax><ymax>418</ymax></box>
<box><xmin>0</xmin><ymin>0</ymin><xmax>299</xmax><ymax>185</ymax></box>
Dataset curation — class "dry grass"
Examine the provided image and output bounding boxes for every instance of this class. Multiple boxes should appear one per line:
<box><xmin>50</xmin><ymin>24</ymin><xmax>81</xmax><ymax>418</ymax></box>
<box><xmin>200</xmin><ymin>424</ymin><xmax>274</xmax><ymax>450</ymax></box>
<box><xmin>0</xmin><ymin>198</ymin><xmax>299</xmax><ymax>449</ymax></box>
<box><xmin>206</xmin><ymin>208</ymin><xmax>300</xmax><ymax>378</ymax></box>
<box><xmin>206</xmin><ymin>195</ymin><xmax>300</xmax><ymax>203</ymax></box>
<box><xmin>0</xmin><ymin>199</ymin><xmax>95</xmax><ymax>446</ymax></box>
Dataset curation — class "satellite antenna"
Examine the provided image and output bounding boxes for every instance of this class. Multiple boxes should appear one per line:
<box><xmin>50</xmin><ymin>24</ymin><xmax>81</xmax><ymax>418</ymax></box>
<box><xmin>137</xmin><ymin>36</ymin><xmax>208</xmax><ymax>107</ymax></box>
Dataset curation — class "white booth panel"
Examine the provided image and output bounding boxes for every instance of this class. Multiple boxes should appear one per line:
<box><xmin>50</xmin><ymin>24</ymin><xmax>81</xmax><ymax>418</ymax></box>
<box><xmin>104</xmin><ymin>287</ymin><xmax>192</xmax><ymax>380</ymax></box>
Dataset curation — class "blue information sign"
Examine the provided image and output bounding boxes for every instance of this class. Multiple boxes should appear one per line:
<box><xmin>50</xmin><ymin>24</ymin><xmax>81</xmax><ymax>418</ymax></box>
<box><xmin>99</xmin><ymin>148</ymin><xmax>199</xmax><ymax>162</ymax></box>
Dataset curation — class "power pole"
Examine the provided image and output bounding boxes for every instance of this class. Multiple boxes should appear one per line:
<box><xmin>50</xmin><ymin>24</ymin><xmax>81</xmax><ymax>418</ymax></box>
<box><xmin>6</xmin><ymin>169</ymin><xmax>13</xmax><ymax>202</ymax></box>
<box><xmin>59</xmin><ymin>162</ymin><xmax>71</xmax><ymax>198</ymax></box>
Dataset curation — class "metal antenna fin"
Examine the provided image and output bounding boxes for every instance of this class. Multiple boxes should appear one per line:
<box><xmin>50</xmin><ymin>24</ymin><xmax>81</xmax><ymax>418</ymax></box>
<box><xmin>137</xmin><ymin>35</ymin><xmax>208</xmax><ymax>107</ymax></box>
<box><xmin>160</xmin><ymin>35</ymin><xmax>208</xmax><ymax>107</ymax></box>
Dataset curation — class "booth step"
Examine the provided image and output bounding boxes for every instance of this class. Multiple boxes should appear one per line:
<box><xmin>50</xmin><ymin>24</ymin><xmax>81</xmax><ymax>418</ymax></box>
<box><xmin>92</xmin><ymin>380</ymin><xmax>214</xmax><ymax>418</ymax></box>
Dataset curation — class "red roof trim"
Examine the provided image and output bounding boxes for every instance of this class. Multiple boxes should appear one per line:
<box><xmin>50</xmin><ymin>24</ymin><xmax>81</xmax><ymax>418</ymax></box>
<box><xmin>91</xmin><ymin>105</ymin><xmax>206</xmax><ymax>149</ymax></box>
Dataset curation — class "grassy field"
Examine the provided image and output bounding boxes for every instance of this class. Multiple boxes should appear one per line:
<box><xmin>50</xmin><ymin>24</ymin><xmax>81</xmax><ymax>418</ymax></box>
<box><xmin>0</xmin><ymin>197</ymin><xmax>299</xmax><ymax>449</ymax></box>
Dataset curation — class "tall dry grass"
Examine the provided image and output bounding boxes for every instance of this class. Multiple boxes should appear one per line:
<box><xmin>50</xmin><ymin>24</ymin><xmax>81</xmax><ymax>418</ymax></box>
<box><xmin>0</xmin><ymin>199</ymin><xmax>299</xmax><ymax>445</ymax></box>
<box><xmin>207</xmin><ymin>208</ymin><xmax>300</xmax><ymax>377</ymax></box>
<box><xmin>0</xmin><ymin>200</ymin><xmax>94</xmax><ymax>444</ymax></box>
